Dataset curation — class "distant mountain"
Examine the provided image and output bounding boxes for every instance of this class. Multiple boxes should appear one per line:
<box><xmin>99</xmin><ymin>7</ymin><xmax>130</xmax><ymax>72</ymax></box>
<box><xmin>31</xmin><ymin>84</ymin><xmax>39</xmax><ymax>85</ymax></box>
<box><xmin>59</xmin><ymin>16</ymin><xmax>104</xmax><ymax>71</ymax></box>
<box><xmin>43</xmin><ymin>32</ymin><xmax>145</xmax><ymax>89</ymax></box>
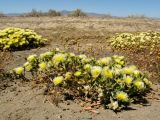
<box><xmin>5</xmin><ymin>13</ymin><xmax>23</xmax><ymax>16</ymax></box>
<box><xmin>60</xmin><ymin>10</ymin><xmax>71</xmax><ymax>15</ymax></box>
<box><xmin>60</xmin><ymin>10</ymin><xmax>109</xmax><ymax>17</ymax></box>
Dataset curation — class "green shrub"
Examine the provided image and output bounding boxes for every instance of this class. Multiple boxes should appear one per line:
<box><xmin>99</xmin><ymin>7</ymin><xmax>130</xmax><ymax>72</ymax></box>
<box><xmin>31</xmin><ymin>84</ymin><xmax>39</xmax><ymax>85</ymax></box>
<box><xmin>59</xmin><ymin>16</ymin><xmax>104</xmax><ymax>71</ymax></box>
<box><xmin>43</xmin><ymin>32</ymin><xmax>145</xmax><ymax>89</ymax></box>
<box><xmin>12</xmin><ymin>48</ymin><xmax>152</xmax><ymax>111</ymax></box>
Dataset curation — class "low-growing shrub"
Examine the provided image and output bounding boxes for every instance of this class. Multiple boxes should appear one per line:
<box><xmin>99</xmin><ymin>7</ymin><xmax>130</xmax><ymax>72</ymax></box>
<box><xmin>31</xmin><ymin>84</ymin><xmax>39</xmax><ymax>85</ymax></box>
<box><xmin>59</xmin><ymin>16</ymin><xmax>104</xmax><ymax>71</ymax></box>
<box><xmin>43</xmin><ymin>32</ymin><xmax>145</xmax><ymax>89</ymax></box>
<box><xmin>110</xmin><ymin>32</ymin><xmax>160</xmax><ymax>54</ymax></box>
<box><xmin>24</xmin><ymin>9</ymin><xmax>44</xmax><ymax>17</ymax></box>
<box><xmin>110</xmin><ymin>32</ymin><xmax>160</xmax><ymax>83</ymax></box>
<box><xmin>68</xmin><ymin>9</ymin><xmax>87</xmax><ymax>17</ymax></box>
<box><xmin>0</xmin><ymin>27</ymin><xmax>47</xmax><ymax>50</ymax></box>
<box><xmin>24</xmin><ymin>9</ymin><xmax>61</xmax><ymax>17</ymax></box>
<box><xmin>11</xmin><ymin>48</ymin><xmax>152</xmax><ymax>111</ymax></box>
<box><xmin>47</xmin><ymin>9</ymin><xmax>61</xmax><ymax>17</ymax></box>
<box><xmin>0</xmin><ymin>12</ymin><xmax>5</xmax><ymax>17</ymax></box>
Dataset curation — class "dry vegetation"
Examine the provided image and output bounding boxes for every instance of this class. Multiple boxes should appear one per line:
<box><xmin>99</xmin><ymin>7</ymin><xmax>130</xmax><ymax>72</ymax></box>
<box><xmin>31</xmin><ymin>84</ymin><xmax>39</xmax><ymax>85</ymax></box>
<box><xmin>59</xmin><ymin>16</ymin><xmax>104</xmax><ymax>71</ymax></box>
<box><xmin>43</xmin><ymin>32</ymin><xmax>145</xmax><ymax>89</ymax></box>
<box><xmin>68</xmin><ymin>9</ymin><xmax>87</xmax><ymax>17</ymax></box>
<box><xmin>23</xmin><ymin>9</ymin><xmax>61</xmax><ymax>17</ymax></box>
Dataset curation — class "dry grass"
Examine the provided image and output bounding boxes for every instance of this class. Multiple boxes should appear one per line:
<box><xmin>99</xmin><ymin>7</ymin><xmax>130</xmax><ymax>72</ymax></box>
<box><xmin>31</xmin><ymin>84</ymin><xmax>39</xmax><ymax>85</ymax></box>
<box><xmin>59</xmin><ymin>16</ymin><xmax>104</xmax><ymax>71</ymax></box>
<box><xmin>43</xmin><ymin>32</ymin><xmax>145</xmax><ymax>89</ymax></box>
<box><xmin>0</xmin><ymin>17</ymin><xmax>160</xmax><ymax>32</ymax></box>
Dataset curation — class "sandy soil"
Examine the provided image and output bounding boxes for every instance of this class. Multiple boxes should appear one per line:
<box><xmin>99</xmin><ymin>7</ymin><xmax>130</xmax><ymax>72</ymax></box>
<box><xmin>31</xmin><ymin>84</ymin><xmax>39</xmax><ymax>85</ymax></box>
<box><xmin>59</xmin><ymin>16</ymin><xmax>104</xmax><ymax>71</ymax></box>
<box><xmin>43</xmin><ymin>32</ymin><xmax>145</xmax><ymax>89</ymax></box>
<box><xmin>0</xmin><ymin>79</ymin><xmax>160</xmax><ymax>120</ymax></box>
<box><xmin>0</xmin><ymin>17</ymin><xmax>160</xmax><ymax>120</ymax></box>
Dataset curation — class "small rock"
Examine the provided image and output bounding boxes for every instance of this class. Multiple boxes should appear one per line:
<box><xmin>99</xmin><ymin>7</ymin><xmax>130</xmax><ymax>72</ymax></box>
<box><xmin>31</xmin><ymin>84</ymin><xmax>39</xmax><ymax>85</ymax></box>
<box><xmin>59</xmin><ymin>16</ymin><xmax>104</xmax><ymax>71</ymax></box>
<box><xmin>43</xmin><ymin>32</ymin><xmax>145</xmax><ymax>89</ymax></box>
<box><xmin>80</xmin><ymin>102</ymin><xmax>85</xmax><ymax>107</ymax></box>
<box><xmin>66</xmin><ymin>101</ymin><xmax>70</xmax><ymax>105</ymax></box>
<box><xmin>90</xmin><ymin>110</ymin><xmax>100</xmax><ymax>114</ymax></box>
<box><xmin>58</xmin><ymin>115</ymin><xmax>62</xmax><ymax>119</ymax></box>
<box><xmin>84</xmin><ymin>106</ymin><xmax>92</xmax><ymax>111</ymax></box>
<box><xmin>87</xmin><ymin>117</ymin><xmax>92</xmax><ymax>119</ymax></box>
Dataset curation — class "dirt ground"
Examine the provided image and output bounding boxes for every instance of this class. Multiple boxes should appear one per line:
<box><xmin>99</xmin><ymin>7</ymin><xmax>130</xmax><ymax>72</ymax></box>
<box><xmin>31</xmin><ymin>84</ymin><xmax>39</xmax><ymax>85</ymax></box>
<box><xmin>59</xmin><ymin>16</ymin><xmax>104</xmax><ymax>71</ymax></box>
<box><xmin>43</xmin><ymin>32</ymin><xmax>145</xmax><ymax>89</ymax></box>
<box><xmin>0</xmin><ymin>79</ymin><xmax>160</xmax><ymax>120</ymax></box>
<box><xmin>0</xmin><ymin>17</ymin><xmax>160</xmax><ymax>120</ymax></box>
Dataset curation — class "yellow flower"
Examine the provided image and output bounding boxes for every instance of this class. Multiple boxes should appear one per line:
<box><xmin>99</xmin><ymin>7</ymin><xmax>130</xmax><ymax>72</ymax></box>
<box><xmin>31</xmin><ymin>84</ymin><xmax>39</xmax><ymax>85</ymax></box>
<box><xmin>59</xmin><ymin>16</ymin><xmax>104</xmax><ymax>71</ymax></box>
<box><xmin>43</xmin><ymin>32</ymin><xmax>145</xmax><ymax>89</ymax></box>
<box><xmin>24</xmin><ymin>62</ymin><xmax>33</xmax><ymax>71</ymax></box>
<box><xmin>40</xmin><ymin>52</ymin><xmax>53</xmax><ymax>59</ymax></box>
<box><xmin>81</xmin><ymin>58</ymin><xmax>90</xmax><ymax>63</ymax></box>
<box><xmin>84</xmin><ymin>64</ymin><xmax>91</xmax><ymax>71</ymax></box>
<box><xmin>122</xmin><ymin>65</ymin><xmax>137</xmax><ymax>75</ymax></box>
<box><xmin>143</xmin><ymin>78</ymin><xmax>152</xmax><ymax>87</ymax></box>
<box><xmin>124</xmin><ymin>76</ymin><xmax>133</xmax><ymax>86</ymax></box>
<box><xmin>91</xmin><ymin>66</ymin><xmax>102</xmax><ymax>78</ymax></box>
<box><xmin>134</xmin><ymin>80</ymin><xmax>145</xmax><ymax>90</ymax></box>
<box><xmin>116</xmin><ymin>91</ymin><xmax>128</xmax><ymax>102</ymax></box>
<box><xmin>53</xmin><ymin>76</ymin><xmax>64</xmax><ymax>86</ymax></box>
<box><xmin>133</xmin><ymin>70</ymin><xmax>141</xmax><ymax>77</ymax></box>
<box><xmin>97</xmin><ymin>57</ymin><xmax>111</xmax><ymax>65</ymax></box>
<box><xmin>27</xmin><ymin>54</ymin><xmax>37</xmax><ymax>62</ymax></box>
<box><xmin>25</xmin><ymin>64</ymin><xmax>33</xmax><ymax>71</ymax></box>
<box><xmin>52</xmin><ymin>53</ymin><xmax>66</xmax><ymax>64</ymax></box>
<box><xmin>74</xmin><ymin>71</ymin><xmax>82</xmax><ymax>77</ymax></box>
<box><xmin>14</xmin><ymin>67</ymin><xmax>24</xmax><ymax>75</ymax></box>
<box><xmin>65</xmin><ymin>72</ymin><xmax>72</xmax><ymax>80</ymax></box>
<box><xmin>78</xmin><ymin>54</ymin><xmax>87</xmax><ymax>59</ymax></box>
<box><xmin>114</xmin><ymin>68</ymin><xmax>121</xmax><ymax>75</ymax></box>
<box><xmin>101</xmin><ymin>67</ymin><xmax>113</xmax><ymax>79</ymax></box>
<box><xmin>116</xmin><ymin>78</ymin><xmax>123</xmax><ymax>84</ymax></box>
<box><xmin>38</xmin><ymin>62</ymin><xmax>47</xmax><ymax>71</ymax></box>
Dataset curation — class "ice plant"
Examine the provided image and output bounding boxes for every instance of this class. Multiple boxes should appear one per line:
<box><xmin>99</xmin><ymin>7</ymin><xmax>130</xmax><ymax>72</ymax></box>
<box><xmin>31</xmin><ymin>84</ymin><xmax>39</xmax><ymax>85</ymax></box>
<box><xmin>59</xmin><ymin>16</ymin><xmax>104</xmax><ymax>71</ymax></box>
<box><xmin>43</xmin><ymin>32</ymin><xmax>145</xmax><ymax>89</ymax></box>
<box><xmin>134</xmin><ymin>80</ymin><xmax>145</xmax><ymax>90</ymax></box>
<box><xmin>53</xmin><ymin>76</ymin><xmax>64</xmax><ymax>86</ymax></box>
<box><xmin>38</xmin><ymin>62</ymin><xmax>47</xmax><ymax>71</ymax></box>
<box><xmin>14</xmin><ymin>67</ymin><xmax>24</xmax><ymax>75</ymax></box>
<box><xmin>110</xmin><ymin>31</ymin><xmax>160</xmax><ymax>54</ymax></box>
<box><xmin>124</xmin><ymin>76</ymin><xmax>133</xmax><ymax>86</ymax></box>
<box><xmin>0</xmin><ymin>27</ymin><xmax>47</xmax><ymax>50</ymax></box>
<box><xmin>78</xmin><ymin>54</ymin><xmax>87</xmax><ymax>59</ymax></box>
<box><xmin>116</xmin><ymin>91</ymin><xmax>129</xmax><ymax>102</ymax></box>
<box><xmin>65</xmin><ymin>72</ymin><xmax>72</xmax><ymax>80</ymax></box>
<box><xmin>27</xmin><ymin>54</ymin><xmax>37</xmax><ymax>63</ymax></box>
<box><xmin>12</xmin><ymin>49</ymin><xmax>152</xmax><ymax>111</ymax></box>
<box><xmin>24</xmin><ymin>62</ymin><xmax>33</xmax><ymax>71</ymax></box>
<box><xmin>143</xmin><ymin>78</ymin><xmax>152</xmax><ymax>87</ymax></box>
<box><xmin>108</xmin><ymin>101</ymin><xmax>119</xmax><ymax>110</ymax></box>
<box><xmin>52</xmin><ymin>53</ymin><xmax>66</xmax><ymax>64</ymax></box>
<box><xmin>40</xmin><ymin>51</ymin><xmax>53</xmax><ymax>59</ymax></box>
<box><xmin>84</xmin><ymin>64</ymin><xmax>91</xmax><ymax>71</ymax></box>
<box><xmin>122</xmin><ymin>66</ymin><xmax>136</xmax><ymax>75</ymax></box>
<box><xmin>101</xmin><ymin>67</ymin><xmax>113</xmax><ymax>79</ymax></box>
<box><xmin>97</xmin><ymin>57</ymin><xmax>110</xmax><ymax>65</ymax></box>
<box><xmin>91</xmin><ymin>66</ymin><xmax>102</xmax><ymax>78</ymax></box>
<box><xmin>74</xmin><ymin>71</ymin><xmax>82</xmax><ymax>77</ymax></box>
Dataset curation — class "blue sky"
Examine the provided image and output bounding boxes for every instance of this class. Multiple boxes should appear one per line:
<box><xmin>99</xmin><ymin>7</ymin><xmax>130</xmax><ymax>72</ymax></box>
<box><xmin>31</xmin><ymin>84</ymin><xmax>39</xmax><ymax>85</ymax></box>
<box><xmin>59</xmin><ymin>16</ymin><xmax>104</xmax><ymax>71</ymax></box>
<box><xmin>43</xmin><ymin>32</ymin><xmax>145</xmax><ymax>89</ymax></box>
<box><xmin>0</xmin><ymin>0</ymin><xmax>159</xmax><ymax>17</ymax></box>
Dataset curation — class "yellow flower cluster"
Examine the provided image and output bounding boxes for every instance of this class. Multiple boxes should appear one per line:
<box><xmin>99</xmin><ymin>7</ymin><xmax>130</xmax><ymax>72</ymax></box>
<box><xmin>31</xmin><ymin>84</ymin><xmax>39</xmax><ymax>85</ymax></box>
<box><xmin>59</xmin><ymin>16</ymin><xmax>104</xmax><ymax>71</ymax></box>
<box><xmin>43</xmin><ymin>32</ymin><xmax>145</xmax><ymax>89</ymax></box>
<box><xmin>0</xmin><ymin>27</ymin><xmax>47</xmax><ymax>50</ymax></box>
<box><xmin>110</xmin><ymin>31</ymin><xmax>160</xmax><ymax>53</ymax></box>
<box><xmin>12</xmin><ymin>48</ymin><xmax>152</xmax><ymax>111</ymax></box>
